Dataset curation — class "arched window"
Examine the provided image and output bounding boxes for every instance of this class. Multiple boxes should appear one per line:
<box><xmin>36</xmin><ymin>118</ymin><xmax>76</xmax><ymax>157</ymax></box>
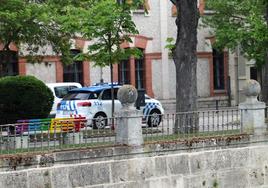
<box><xmin>63</xmin><ymin>49</ymin><xmax>83</xmax><ymax>85</ymax></box>
<box><xmin>213</xmin><ymin>49</ymin><xmax>225</xmax><ymax>90</ymax></box>
<box><xmin>117</xmin><ymin>49</ymin><xmax>145</xmax><ymax>89</ymax></box>
<box><xmin>118</xmin><ymin>59</ymin><xmax>130</xmax><ymax>85</ymax></box>
<box><xmin>135</xmin><ymin>49</ymin><xmax>145</xmax><ymax>89</ymax></box>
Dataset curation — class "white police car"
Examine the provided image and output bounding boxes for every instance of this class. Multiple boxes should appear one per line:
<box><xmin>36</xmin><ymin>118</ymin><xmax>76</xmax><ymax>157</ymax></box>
<box><xmin>46</xmin><ymin>82</ymin><xmax>82</xmax><ymax>117</ymax></box>
<box><xmin>55</xmin><ymin>84</ymin><xmax>164</xmax><ymax>129</ymax></box>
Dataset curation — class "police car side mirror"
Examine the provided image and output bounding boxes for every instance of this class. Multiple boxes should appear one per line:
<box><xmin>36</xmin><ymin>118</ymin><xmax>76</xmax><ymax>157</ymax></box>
<box><xmin>135</xmin><ymin>89</ymin><xmax>146</xmax><ymax>110</ymax></box>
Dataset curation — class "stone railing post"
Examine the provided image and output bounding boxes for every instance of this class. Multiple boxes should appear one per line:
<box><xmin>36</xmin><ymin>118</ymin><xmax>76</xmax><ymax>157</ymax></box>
<box><xmin>239</xmin><ymin>80</ymin><xmax>266</xmax><ymax>136</ymax></box>
<box><xmin>116</xmin><ymin>85</ymin><xmax>144</xmax><ymax>147</ymax></box>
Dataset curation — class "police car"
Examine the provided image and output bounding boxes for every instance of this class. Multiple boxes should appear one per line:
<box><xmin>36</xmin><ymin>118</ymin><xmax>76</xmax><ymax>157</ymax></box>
<box><xmin>55</xmin><ymin>83</ymin><xmax>164</xmax><ymax>129</ymax></box>
<box><xmin>46</xmin><ymin>82</ymin><xmax>82</xmax><ymax>117</ymax></box>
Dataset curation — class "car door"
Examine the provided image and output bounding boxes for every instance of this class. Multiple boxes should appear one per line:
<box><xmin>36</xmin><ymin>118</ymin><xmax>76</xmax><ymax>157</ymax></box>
<box><xmin>101</xmin><ymin>88</ymin><xmax>121</xmax><ymax>118</ymax></box>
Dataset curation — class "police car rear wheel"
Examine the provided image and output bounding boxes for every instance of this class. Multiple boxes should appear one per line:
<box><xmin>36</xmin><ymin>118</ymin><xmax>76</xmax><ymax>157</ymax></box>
<box><xmin>93</xmin><ymin>113</ymin><xmax>107</xmax><ymax>129</ymax></box>
<box><xmin>148</xmin><ymin>110</ymin><xmax>161</xmax><ymax>127</ymax></box>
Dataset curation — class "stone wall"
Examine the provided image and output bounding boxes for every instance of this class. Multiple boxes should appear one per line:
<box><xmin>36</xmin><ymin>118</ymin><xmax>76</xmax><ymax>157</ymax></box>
<box><xmin>1</xmin><ymin>144</ymin><xmax>268</xmax><ymax>188</ymax></box>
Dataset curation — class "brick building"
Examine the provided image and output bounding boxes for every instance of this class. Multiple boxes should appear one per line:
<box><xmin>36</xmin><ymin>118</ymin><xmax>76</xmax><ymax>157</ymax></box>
<box><xmin>0</xmin><ymin>0</ymin><xmax>254</xmax><ymax>107</ymax></box>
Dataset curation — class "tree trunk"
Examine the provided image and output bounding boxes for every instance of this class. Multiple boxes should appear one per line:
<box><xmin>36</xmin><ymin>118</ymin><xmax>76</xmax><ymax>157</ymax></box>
<box><xmin>172</xmin><ymin>0</ymin><xmax>199</xmax><ymax>133</ymax></box>
<box><xmin>261</xmin><ymin>63</ymin><xmax>268</xmax><ymax>105</ymax></box>
<box><xmin>260</xmin><ymin>4</ymin><xmax>268</xmax><ymax>105</ymax></box>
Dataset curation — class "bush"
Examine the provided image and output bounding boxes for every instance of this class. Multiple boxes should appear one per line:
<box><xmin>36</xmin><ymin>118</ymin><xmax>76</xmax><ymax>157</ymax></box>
<box><xmin>0</xmin><ymin>76</ymin><xmax>53</xmax><ymax>124</ymax></box>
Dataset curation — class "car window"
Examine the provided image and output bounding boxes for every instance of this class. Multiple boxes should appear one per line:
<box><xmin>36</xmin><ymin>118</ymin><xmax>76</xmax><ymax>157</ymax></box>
<box><xmin>101</xmin><ymin>89</ymin><xmax>118</xmax><ymax>100</ymax></box>
<box><xmin>63</xmin><ymin>91</ymin><xmax>99</xmax><ymax>100</ymax></box>
<box><xmin>54</xmin><ymin>86</ymin><xmax>78</xmax><ymax>98</ymax></box>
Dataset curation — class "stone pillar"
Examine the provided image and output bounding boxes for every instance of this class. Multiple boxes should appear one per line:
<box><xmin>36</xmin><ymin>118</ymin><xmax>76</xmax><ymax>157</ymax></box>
<box><xmin>116</xmin><ymin>85</ymin><xmax>143</xmax><ymax>147</ymax></box>
<box><xmin>239</xmin><ymin>80</ymin><xmax>266</xmax><ymax>136</ymax></box>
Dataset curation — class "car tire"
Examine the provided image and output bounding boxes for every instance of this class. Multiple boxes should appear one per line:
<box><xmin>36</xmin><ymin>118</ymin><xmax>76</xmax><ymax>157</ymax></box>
<box><xmin>93</xmin><ymin>113</ymin><xmax>108</xmax><ymax>129</ymax></box>
<box><xmin>147</xmin><ymin>109</ymin><xmax>162</xmax><ymax>127</ymax></box>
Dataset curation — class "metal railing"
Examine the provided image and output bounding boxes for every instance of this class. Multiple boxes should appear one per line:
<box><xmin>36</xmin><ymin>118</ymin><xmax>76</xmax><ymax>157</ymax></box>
<box><xmin>0</xmin><ymin>108</ymin><xmax>244</xmax><ymax>155</ymax></box>
<box><xmin>145</xmin><ymin>108</ymin><xmax>241</xmax><ymax>142</ymax></box>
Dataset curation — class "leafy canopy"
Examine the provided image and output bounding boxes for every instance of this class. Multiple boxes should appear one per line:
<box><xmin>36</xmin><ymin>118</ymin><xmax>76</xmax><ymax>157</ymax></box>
<box><xmin>203</xmin><ymin>0</ymin><xmax>268</xmax><ymax>66</ymax></box>
<box><xmin>75</xmin><ymin>0</ymin><xmax>143</xmax><ymax>67</ymax></box>
<box><xmin>0</xmin><ymin>0</ymin><xmax>144</xmax><ymax>65</ymax></box>
<box><xmin>0</xmin><ymin>0</ymin><xmax>78</xmax><ymax>64</ymax></box>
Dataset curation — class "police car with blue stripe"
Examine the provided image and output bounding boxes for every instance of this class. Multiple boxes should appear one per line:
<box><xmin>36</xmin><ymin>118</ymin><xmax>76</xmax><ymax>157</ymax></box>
<box><xmin>56</xmin><ymin>83</ymin><xmax>164</xmax><ymax>129</ymax></box>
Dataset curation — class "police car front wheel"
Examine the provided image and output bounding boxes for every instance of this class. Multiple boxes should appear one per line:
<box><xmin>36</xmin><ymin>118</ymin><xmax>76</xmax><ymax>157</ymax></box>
<box><xmin>93</xmin><ymin>113</ymin><xmax>108</xmax><ymax>129</ymax></box>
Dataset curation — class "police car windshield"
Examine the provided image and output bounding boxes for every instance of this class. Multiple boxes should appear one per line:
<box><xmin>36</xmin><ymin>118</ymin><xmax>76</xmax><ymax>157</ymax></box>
<box><xmin>63</xmin><ymin>91</ymin><xmax>100</xmax><ymax>100</ymax></box>
<box><xmin>54</xmin><ymin>86</ymin><xmax>78</xmax><ymax>98</ymax></box>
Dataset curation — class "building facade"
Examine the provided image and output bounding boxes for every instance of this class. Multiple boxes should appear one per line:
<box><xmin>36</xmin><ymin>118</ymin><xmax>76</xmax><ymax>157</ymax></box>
<box><xmin>0</xmin><ymin>0</ymin><xmax>254</xmax><ymax>107</ymax></box>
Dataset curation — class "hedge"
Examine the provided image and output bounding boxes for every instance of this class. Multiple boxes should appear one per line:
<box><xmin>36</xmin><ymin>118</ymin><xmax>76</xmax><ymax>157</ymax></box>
<box><xmin>0</xmin><ymin>76</ymin><xmax>53</xmax><ymax>124</ymax></box>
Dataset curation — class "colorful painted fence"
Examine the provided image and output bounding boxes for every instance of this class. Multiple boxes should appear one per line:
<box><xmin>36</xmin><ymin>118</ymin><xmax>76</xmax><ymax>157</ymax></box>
<box><xmin>11</xmin><ymin>117</ymin><xmax>86</xmax><ymax>135</ymax></box>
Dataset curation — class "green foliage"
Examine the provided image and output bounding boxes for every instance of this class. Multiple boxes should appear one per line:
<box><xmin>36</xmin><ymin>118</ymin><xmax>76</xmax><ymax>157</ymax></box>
<box><xmin>0</xmin><ymin>0</ymin><xmax>144</xmax><ymax>65</ymax></box>
<box><xmin>165</xmin><ymin>37</ymin><xmax>176</xmax><ymax>52</ymax></box>
<box><xmin>203</xmin><ymin>0</ymin><xmax>268</xmax><ymax>66</ymax></box>
<box><xmin>0</xmin><ymin>76</ymin><xmax>53</xmax><ymax>124</ymax></box>
<box><xmin>77</xmin><ymin>0</ymin><xmax>142</xmax><ymax>67</ymax></box>
<box><xmin>0</xmin><ymin>0</ymin><xmax>74</xmax><ymax>64</ymax></box>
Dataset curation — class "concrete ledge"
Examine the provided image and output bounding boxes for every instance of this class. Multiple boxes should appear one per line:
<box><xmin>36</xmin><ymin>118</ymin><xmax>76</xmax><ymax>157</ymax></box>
<box><xmin>1</xmin><ymin>143</ymin><xmax>268</xmax><ymax>188</ymax></box>
<box><xmin>0</xmin><ymin>134</ymin><xmax>251</xmax><ymax>172</ymax></box>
